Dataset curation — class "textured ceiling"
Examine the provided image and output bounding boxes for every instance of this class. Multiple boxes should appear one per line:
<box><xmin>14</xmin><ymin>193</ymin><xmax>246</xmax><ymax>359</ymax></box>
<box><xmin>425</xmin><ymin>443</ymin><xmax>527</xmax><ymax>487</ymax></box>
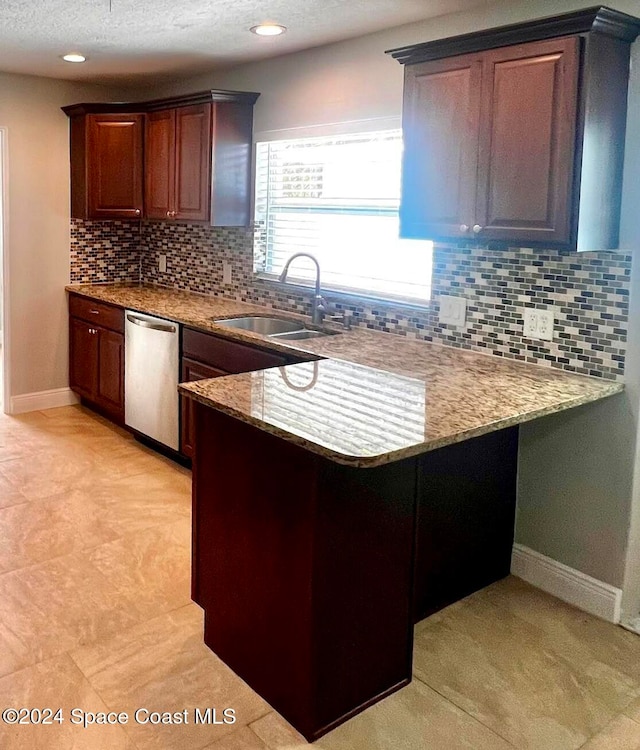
<box><xmin>0</xmin><ymin>0</ymin><xmax>492</xmax><ymax>83</ymax></box>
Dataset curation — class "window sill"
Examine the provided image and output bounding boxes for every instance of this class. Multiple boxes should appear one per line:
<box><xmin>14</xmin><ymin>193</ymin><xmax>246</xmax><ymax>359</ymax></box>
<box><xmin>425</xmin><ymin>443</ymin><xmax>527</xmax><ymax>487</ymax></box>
<box><xmin>254</xmin><ymin>274</ymin><xmax>433</xmax><ymax>314</ymax></box>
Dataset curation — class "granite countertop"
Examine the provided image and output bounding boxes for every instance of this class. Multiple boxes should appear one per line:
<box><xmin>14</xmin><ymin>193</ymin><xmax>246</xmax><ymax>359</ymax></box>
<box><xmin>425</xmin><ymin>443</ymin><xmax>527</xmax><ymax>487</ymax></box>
<box><xmin>67</xmin><ymin>283</ymin><xmax>624</xmax><ymax>467</ymax></box>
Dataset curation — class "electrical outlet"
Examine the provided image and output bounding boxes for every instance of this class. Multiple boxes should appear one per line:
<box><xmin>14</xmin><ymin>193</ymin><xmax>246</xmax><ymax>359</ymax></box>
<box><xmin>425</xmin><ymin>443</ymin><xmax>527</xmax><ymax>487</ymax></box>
<box><xmin>439</xmin><ymin>295</ymin><xmax>467</xmax><ymax>327</ymax></box>
<box><xmin>223</xmin><ymin>261</ymin><xmax>233</xmax><ymax>285</ymax></box>
<box><xmin>158</xmin><ymin>254</ymin><xmax>167</xmax><ymax>274</ymax></box>
<box><xmin>523</xmin><ymin>308</ymin><xmax>554</xmax><ymax>342</ymax></box>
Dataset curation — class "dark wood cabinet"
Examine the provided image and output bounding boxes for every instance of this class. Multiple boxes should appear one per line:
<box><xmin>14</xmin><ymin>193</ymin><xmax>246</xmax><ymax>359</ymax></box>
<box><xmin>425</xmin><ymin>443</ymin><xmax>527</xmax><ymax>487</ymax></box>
<box><xmin>145</xmin><ymin>109</ymin><xmax>174</xmax><ymax>220</ymax></box>
<box><xmin>401</xmin><ymin>53</ymin><xmax>482</xmax><ymax>241</ymax></box>
<box><xmin>97</xmin><ymin>328</ymin><xmax>125</xmax><ymax>416</ymax></box>
<box><xmin>67</xmin><ymin>113</ymin><xmax>144</xmax><ymax>220</ymax></box>
<box><xmin>400</xmin><ymin>36</ymin><xmax>578</xmax><ymax>245</ymax></box>
<box><xmin>180</xmin><ymin>357</ymin><xmax>228</xmax><ymax>459</ymax></box>
<box><xmin>390</xmin><ymin>7</ymin><xmax>640</xmax><ymax>250</ymax></box>
<box><xmin>413</xmin><ymin>426</ymin><xmax>518</xmax><ymax>620</ymax></box>
<box><xmin>180</xmin><ymin>327</ymin><xmax>303</xmax><ymax>457</ymax></box>
<box><xmin>476</xmin><ymin>38</ymin><xmax>579</xmax><ymax>245</ymax></box>
<box><xmin>68</xmin><ymin>295</ymin><xmax>125</xmax><ymax>422</ymax></box>
<box><xmin>69</xmin><ymin>317</ymin><xmax>99</xmax><ymax>399</ymax></box>
<box><xmin>189</xmin><ymin>404</ymin><xmax>519</xmax><ymax>740</ymax></box>
<box><xmin>64</xmin><ymin>90</ymin><xmax>259</xmax><ymax>226</ymax></box>
<box><xmin>174</xmin><ymin>105</ymin><xmax>212</xmax><ymax>221</ymax></box>
<box><xmin>146</xmin><ymin>105</ymin><xmax>212</xmax><ymax>222</ymax></box>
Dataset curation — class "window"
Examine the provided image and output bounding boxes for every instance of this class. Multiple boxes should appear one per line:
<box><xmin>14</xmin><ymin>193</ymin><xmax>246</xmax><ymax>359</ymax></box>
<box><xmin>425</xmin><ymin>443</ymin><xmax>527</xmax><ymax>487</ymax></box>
<box><xmin>253</xmin><ymin>130</ymin><xmax>433</xmax><ymax>304</ymax></box>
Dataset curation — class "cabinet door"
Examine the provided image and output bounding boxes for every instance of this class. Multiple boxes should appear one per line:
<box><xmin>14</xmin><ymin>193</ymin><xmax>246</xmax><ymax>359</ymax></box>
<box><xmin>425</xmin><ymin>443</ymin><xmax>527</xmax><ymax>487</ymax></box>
<box><xmin>181</xmin><ymin>357</ymin><xmax>227</xmax><ymax>458</ymax></box>
<box><xmin>475</xmin><ymin>37</ymin><xmax>579</xmax><ymax>244</ymax></box>
<box><xmin>96</xmin><ymin>328</ymin><xmax>125</xmax><ymax>421</ymax></box>
<box><xmin>145</xmin><ymin>109</ymin><xmax>176</xmax><ymax>220</ymax></box>
<box><xmin>174</xmin><ymin>104</ymin><xmax>212</xmax><ymax>221</ymax></box>
<box><xmin>401</xmin><ymin>53</ymin><xmax>483</xmax><ymax>240</ymax></box>
<box><xmin>69</xmin><ymin>317</ymin><xmax>99</xmax><ymax>400</ymax></box>
<box><xmin>87</xmin><ymin>114</ymin><xmax>144</xmax><ymax>219</ymax></box>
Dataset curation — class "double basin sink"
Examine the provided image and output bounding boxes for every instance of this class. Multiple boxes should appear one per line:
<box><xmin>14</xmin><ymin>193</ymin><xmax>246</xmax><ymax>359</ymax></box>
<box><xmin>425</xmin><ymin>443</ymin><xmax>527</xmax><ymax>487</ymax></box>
<box><xmin>214</xmin><ymin>316</ymin><xmax>337</xmax><ymax>341</ymax></box>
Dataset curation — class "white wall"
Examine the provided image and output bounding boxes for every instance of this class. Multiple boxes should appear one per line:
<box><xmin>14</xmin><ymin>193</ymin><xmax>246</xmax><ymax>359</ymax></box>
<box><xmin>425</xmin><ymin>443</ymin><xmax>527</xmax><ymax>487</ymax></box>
<box><xmin>0</xmin><ymin>73</ymin><xmax>119</xmax><ymax>404</ymax></box>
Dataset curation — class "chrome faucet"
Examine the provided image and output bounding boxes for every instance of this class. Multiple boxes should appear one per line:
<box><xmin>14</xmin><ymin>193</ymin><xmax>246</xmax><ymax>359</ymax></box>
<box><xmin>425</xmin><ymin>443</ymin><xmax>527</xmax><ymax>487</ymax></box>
<box><xmin>278</xmin><ymin>252</ymin><xmax>327</xmax><ymax>325</ymax></box>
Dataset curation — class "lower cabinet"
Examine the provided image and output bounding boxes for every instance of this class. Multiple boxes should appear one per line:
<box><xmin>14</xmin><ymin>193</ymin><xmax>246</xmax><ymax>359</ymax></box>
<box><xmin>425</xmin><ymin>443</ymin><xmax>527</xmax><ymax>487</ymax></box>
<box><xmin>69</xmin><ymin>295</ymin><xmax>125</xmax><ymax>423</ymax></box>
<box><xmin>68</xmin><ymin>296</ymin><xmax>307</xmax><ymax>455</ymax></box>
<box><xmin>180</xmin><ymin>358</ymin><xmax>228</xmax><ymax>459</ymax></box>
<box><xmin>180</xmin><ymin>327</ymin><xmax>300</xmax><ymax>458</ymax></box>
<box><xmin>96</xmin><ymin>328</ymin><xmax>125</xmax><ymax>418</ymax></box>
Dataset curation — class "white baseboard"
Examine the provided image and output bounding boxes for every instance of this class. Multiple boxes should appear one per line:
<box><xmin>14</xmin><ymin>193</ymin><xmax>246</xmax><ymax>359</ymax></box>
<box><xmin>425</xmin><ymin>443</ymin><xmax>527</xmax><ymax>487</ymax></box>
<box><xmin>9</xmin><ymin>387</ymin><xmax>80</xmax><ymax>414</ymax></box>
<box><xmin>511</xmin><ymin>543</ymin><xmax>622</xmax><ymax>623</ymax></box>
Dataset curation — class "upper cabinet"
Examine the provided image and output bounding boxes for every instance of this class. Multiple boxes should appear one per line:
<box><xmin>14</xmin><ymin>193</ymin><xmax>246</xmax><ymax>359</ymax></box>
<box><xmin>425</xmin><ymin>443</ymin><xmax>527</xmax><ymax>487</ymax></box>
<box><xmin>389</xmin><ymin>7</ymin><xmax>640</xmax><ymax>251</ymax></box>
<box><xmin>146</xmin><ymin>104</ymin><xmax>212</xmax><ymax>222</ymax></box>
<box><xmin>68</xmin><ymin>113</ymin><xmax>144</xmax><ymax>220</ymax></box>
<box><xmin>63</xmin><ymin>90</ymin><xmax>260</xmax><ymax>226</ymax></box>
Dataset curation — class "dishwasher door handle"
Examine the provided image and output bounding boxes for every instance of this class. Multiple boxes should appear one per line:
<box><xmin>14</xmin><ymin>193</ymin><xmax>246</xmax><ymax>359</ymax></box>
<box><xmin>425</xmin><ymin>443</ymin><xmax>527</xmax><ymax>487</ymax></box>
<box><xmin>126</xmin><ymin>314</ymin><xmax>176</xmax><ymax>333</ymax></box>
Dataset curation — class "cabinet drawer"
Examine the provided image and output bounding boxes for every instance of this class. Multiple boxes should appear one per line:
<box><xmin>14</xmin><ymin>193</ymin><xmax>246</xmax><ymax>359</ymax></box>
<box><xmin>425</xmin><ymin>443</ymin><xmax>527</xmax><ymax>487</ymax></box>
<box><xmin>69</xmin><ymin>295</ymin><xmax>124</xmax><ymax>333</ymax></box>
<box><xmin>183</xmin><ymin>328</ymin><xmax>287</xmax><ymax>373</ymax></box>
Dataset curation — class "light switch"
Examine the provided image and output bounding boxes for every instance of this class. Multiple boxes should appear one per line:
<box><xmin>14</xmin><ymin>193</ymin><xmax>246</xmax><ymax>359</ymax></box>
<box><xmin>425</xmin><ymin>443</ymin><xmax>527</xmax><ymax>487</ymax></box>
<box><xmin>158</xmin><ymin>254</ymin><xmax>167</xmax><ymax>273</ymax></box>
<box><xmin>223</xmin><ymin>262</ymin><xmax>233</xmax><ymax>284</ymax></box>
<box><xmin>439</xmin><ymin>295</ymin><xmax>467</xmax><ymax>327</ymax></box>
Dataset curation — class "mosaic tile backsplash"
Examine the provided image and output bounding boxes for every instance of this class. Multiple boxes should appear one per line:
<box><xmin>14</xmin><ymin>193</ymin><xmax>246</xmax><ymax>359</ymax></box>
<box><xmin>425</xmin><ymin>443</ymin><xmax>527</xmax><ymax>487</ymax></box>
<box><xmin>70</xmin><ymin>219</ymin><xmax>141</xmax><ymax>284</ymax></box>
<box><xmin>70</xmin><ymin>220</ymin><xmax>631</xmax><ymax>380</ymax></box>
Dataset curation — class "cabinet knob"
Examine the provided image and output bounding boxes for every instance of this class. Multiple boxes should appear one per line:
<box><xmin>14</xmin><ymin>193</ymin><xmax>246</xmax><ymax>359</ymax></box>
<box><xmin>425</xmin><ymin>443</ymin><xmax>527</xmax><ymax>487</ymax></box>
<box><xmin>473</xmin><ymin>224</ymin><xmax>483</xmax><ymax>234</ymax></box>
<box><xmin>460</xmin><ymin>224</ymin><xmax>469</xmax><ymax>233</ymax></box>
<box><xmin>171</xmin><ymin>211</ymin><xmax>177</xmax><ymax>218</ymax></box>
<box><xmin>166</xmin><ymin>211</ymin><xmax>172</xmax><ymax>218</ymax></box>
<box><xmin>135</xmin><ymin>208</ymin><xmax>141</xmax><ymax>216</ymax></box>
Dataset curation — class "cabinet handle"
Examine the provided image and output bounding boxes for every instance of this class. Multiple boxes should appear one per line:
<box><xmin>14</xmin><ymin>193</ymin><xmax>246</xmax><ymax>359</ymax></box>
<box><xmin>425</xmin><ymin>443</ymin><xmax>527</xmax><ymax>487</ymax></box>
<box><xmin>460</xmin><ymin>224</ymin><xmax>469</xmax><ymax>233</ymax></box>
<box><xmin>135</xmin><ymin>208</ymin><xmax>141</xmax><ymax>216</ymax></box>
<box><xmin>473</xmin><ymin>224</ymin><xmax>483</xmax><ymax>234</ymax></box>
<box><xmin>89</xmin><ymin>309</ymin><xmax>99</xmax><ymax>315</ymax></box>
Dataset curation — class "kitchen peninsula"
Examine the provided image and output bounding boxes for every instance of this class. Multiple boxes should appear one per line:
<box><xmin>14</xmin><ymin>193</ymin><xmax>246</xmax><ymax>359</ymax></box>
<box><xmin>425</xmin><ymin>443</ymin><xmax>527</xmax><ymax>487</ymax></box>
<box><xmin>67</xmin><ymin>283</ymin><xmax>622</xmax><ymax>740</ymax></box>
<box><xmin>169</xmin><ymin>297</ymin><xmax>620</xmax><ymax>741</ymax></box>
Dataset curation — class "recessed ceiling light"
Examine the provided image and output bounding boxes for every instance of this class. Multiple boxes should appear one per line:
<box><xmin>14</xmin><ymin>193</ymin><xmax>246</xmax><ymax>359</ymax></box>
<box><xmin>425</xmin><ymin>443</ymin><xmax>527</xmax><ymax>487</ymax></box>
<box><xmin>250</xmin><ymin>24</ymin><xmax>287</xmax><ymax>37</ymax></box>
<box><xmin>62</xmin><ymin>53</ymin><xmax>86</xmax><ymax>63</ymax></box>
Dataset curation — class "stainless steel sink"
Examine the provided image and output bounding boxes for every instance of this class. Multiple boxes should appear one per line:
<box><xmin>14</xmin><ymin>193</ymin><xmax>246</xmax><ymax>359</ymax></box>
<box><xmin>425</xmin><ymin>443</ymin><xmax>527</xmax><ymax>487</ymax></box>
<box><xmin>214</xmin><ymin>316</ymin><xmax>303</xmax><ymax>335</ymax></box>
<box><xmin>269</xmin><ymin>329</ymin><xmax>336</xmax><ymax>341</ymax></box>
<box><xmin>214</xmin><ymin>315</ymin><xmax>338</xmax><ymax>340</ymax></box>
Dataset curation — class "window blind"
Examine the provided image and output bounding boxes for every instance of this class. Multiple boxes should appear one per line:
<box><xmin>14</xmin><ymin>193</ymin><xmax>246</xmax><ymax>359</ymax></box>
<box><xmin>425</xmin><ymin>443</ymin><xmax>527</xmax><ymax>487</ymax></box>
<box><xmin>254</xmin><ymin>130</ymin><xmax>433</xmax><ymax>303</ymax></box>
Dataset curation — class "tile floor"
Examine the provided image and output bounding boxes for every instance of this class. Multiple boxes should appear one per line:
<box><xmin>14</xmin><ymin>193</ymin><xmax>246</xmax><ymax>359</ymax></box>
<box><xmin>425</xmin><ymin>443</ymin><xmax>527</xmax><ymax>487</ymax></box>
<box><xmin>1</xmin><ymin>405</ymin><xmax>640</xmax><ymax>749</ymax></box>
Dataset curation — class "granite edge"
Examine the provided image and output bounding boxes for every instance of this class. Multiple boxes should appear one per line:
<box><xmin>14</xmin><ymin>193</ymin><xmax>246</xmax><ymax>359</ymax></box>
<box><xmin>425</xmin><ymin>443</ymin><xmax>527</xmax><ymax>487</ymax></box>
<box><xmin>178</xmin><ymin>379</ymin><xmax>624</xmax><ymax>468</ymax></box>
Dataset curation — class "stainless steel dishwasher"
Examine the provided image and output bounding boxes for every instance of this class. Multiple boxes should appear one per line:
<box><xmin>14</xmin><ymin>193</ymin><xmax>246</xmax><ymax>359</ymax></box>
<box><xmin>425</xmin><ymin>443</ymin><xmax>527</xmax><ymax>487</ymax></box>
<box><xmin>125</xmin><ymin>310</ymin><xmax>180</xmax><ymax>451</ymax></box>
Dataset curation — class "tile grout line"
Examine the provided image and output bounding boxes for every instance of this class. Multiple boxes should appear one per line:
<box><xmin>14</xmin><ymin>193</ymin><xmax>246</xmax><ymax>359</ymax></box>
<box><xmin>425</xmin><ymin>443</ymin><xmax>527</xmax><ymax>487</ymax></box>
<box><xmin>0</xmin><ymin>511</ymin><xmax>190</xmax><ymax>579</ymax></box>
<box><xmin>411</xmin><ymin>672</ymin><xmax>519</xmax><ymax>748</ymax></box>
<box><xmin>66</xmin><ymin>649</ymin><xmax>145</xmax><ymax>750</ymax></box>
